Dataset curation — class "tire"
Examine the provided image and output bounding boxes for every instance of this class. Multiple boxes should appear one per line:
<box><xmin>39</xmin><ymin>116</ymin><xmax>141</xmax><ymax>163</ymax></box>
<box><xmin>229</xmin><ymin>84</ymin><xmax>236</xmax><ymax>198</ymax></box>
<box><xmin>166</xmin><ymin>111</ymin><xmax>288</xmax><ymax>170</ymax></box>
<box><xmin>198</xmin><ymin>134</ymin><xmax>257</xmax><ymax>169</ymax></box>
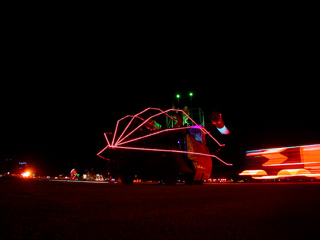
<box><xmin>184</xmin><ymin>173</ymin><xmax>194</xmax><ymax>185</ymax></box>
<box><xmin>164</xmin><ymin>176</ymin><xmax>177</xmax><ymax>185</ymax></box>
<box><xmin>120</xmin><ymin>174</ymin><xmax>134</xmax><ymax>185</ymax></box>
<box><xmin>194</xmin><ymin>180</ymin><xmax>203</xmax><ymax>185</ymax></box>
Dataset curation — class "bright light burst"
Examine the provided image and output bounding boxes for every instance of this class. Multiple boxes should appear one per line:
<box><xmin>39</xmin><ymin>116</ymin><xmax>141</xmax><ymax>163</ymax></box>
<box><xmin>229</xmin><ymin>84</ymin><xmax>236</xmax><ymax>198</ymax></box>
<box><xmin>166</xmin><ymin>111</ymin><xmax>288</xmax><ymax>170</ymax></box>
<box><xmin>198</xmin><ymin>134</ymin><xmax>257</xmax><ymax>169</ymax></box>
<box><xmin>21</xmin><ymin>171</ymin><xmax>31</xmax><ymax>178</ymax></box>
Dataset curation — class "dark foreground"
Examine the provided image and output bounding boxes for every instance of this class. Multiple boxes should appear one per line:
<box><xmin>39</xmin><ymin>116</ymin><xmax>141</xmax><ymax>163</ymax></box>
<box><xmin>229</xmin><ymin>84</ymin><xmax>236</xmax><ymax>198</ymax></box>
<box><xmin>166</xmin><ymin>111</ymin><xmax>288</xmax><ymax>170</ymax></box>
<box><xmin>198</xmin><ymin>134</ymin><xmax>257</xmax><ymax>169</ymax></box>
<box><xmin>1</xmin><ymin>179</ymin><xmax>320</xmax><ymax>239</ymax></box>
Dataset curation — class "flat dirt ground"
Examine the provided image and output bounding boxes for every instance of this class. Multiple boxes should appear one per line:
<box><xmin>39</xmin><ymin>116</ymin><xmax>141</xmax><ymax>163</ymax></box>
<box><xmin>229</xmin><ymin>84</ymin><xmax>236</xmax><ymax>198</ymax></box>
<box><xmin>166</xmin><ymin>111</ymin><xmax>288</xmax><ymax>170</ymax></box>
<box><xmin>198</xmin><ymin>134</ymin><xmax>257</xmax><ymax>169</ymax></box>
<box><xmin>1</xmin><ymin>178</ymin><xmax>319</xmax><ymax>240</ymax></box>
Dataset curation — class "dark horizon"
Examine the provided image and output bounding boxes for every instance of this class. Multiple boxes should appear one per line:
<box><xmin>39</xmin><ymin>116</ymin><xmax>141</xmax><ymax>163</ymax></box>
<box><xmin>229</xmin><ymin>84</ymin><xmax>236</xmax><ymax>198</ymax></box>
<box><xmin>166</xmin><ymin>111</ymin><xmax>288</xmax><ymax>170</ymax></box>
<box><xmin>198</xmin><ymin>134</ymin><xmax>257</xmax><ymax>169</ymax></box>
<box><xmin>2</xmin><ymin>76</ymin><xmax>319</xmax><ymax>176</ymax></box>
<box><xmin>2</xmin><ymin>20</ymin><xmax>319</xmax><ymax>176</ymax></box>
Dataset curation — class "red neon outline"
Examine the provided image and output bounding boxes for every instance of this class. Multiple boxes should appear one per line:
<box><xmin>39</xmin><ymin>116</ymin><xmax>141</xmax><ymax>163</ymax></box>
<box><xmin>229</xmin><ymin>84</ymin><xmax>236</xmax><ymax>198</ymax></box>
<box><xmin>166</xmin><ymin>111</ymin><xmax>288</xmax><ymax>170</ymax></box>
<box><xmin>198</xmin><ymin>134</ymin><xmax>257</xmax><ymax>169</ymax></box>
<box><xmin>97</xmin><ymin>144</ymin><xmax>232</xmax><ymax>166</ymax></box>
<box><xmin>97</xmin><ymin>107</ymin><xmax>229</xmax><ymax>165</ymax></box>
<box><xmin>112</xmin><ymin>109</ymin><xmax>151</xmax><ymax>145</ymax></box>
<box><xmin>116</xmin><ymin>109</ymin><xmax>203</xmax><ymax>145</ymax></box>
<box><xmin>115</xmin><ymin>108</ymin><xmax>178</xmax><ymax>145</ymax></box>
<box><xmin>201</xmin><ymin>128</ymin><xmax>224</xmax><ymax>147</ymax></box>
<box><xmin>104</xmin><ymin>132</ymin><xmax>111</xmax><ymax>146</ymax></box>
<box><xmin>97</xmin><ymin>145</ymin><xmax>109</xmax><ymax>159</ymax></box>
<box><xmin>114</xmin><ymin>114</ymin><xmax>147</xmax><ymax>145</ymax></box>
<box><xmin>112</xmin><ymin>115</ymin><xmax>131</xmax><ymax>146</ymax></box>
<box><xmin>112</xmin><ymin>115</ymin><xmax>146</xmax><ymax>146</ymax></box>
<box><xmin>113</xmin><ymin>145</ymin><xmax>233</xmax><ymax>166</ymax></box>
<box><xmin>117</xmin><ymin>125</ymin><xmax>202</xmax><ymax>146</ymax></box>
<box><xmin>112</xmin><ymin>108</ymin><xmax>177</xmax><ymax>146</ymax></box>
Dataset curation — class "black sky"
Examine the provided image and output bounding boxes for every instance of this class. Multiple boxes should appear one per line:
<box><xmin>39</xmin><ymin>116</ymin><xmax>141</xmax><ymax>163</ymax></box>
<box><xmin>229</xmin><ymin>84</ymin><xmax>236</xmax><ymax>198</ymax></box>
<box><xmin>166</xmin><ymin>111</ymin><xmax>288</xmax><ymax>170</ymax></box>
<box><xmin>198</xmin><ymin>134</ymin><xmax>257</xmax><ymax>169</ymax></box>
<box><xmin>2</xmin><ymin>11</ymin><xmax>319</xmax><ymax>175</ymax></box>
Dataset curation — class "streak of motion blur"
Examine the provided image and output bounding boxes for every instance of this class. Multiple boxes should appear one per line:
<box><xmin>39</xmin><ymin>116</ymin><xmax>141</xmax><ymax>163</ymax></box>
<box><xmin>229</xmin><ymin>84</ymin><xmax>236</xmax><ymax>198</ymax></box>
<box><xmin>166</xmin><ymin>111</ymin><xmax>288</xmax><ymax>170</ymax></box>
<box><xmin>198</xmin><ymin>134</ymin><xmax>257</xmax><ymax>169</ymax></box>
<box><xmin>240</xmin><ymin>144</ymin><xmax>320</xmax><ymax>180</ymax></box>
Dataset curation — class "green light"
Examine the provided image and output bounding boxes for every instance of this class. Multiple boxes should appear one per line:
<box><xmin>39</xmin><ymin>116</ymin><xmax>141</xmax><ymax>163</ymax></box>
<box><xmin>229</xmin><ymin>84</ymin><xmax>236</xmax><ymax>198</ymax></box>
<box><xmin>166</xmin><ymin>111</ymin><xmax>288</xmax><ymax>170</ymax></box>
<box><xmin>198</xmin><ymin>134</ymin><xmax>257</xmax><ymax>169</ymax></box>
<box><xmin>176</xmin><ymin>94</ymin><xmax>180</xmax><ymax>99</ymax></box>
<box><xmin>189</xmin><ymin>92</ymin><xmax>193</xmax><ymax>97</ymax></box>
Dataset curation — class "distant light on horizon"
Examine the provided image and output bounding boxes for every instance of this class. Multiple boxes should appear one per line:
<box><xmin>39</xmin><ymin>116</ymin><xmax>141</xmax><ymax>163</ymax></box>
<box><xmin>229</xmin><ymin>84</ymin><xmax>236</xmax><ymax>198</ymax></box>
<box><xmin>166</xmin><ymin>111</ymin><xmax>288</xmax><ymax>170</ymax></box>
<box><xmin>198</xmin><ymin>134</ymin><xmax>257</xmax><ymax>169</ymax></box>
<box><xmin>21</xmin><ymin>171</ymin><xmax>31</xmax><ymax>178</ymax></box>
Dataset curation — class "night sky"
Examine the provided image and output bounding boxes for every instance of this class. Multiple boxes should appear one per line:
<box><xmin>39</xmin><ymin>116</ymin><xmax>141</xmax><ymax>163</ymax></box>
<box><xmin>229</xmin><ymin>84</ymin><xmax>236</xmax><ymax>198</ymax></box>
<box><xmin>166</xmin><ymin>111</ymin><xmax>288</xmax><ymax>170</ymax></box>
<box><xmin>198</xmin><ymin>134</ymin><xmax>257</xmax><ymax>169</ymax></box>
<box><xmin>2</xmin><ymin>12</ymin><xmax>319</xmax><ymax>176</ymax></box>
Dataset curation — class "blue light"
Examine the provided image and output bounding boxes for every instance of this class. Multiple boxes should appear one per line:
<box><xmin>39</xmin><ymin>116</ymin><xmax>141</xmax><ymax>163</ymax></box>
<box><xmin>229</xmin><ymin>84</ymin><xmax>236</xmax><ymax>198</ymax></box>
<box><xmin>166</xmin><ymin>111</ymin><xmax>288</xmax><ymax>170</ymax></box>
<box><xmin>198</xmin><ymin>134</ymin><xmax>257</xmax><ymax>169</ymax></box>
<box><xmin>217</xmin><ymin>125</ymin><xmax>230</xmax><ymax>135</ymax></box>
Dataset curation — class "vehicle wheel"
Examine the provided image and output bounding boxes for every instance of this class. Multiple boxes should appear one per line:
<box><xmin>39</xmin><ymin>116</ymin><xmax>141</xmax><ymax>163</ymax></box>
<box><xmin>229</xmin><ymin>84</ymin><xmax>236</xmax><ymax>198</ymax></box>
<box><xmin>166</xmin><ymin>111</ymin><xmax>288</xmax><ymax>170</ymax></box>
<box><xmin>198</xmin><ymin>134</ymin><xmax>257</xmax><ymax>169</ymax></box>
<box><xmin>194</xmin><ymin>180</ymin><xmax>203</xmax><ymax>185</ymax></box>
<box><xmin>164</xmin><ymin>176</ymin><xmax>177</xmax><ymax>185</ymax></box>
<box><xmin>184</xmin><ymin>174</ymin><xmax>194</xmax><ymax>185</ymax></box>
<box><xmin>185</xmin><ymin>177</ymin><xmax>194</xmax><ymax>185</ymax></box>
<box><xmin>120</xmin><ymin>174</ymin><xmax>134</xmax><ymax>185</ymax></box>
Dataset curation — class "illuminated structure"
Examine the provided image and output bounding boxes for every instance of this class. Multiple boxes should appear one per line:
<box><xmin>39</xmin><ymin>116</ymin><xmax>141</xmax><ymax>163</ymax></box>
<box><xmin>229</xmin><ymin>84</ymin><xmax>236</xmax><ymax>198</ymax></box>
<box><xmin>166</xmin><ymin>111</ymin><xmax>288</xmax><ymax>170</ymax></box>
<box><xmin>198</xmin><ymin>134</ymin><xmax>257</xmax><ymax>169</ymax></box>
<box><xmin>240</xmin><ymin>144</ymin><xmax>320</xmax><ymax>180</ymax></box>
<box><xmin>97</xmin><ymin>107</ymin><xmax>231</xmax><ymax>184</ymax></box>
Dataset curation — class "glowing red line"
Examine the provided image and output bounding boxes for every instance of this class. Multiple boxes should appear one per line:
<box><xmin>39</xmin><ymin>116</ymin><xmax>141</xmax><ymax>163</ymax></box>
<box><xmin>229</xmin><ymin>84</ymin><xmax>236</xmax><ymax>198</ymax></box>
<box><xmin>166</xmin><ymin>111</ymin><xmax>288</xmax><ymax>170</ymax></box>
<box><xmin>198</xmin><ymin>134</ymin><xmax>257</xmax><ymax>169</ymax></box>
<box><xmin>113</xmin><ymin>145</ymin><xmax>233</xmax><ymax>166</ymax></box>
<box><xmin>264</xmin><ymin>162</ymin><xmax>319</xmax><ymax>167</ymax></box>
<box><xmin>113</xmin><ymin>115</ymin><xmax>146</xmax><ymax>146</ymax></box>
<box><xmin>112</xmin><ymin>115</ymin><xmax>132</xmax><ymax>146</ymax></box>
<box><xmin>104</xmin><ymin>132</ymin><xmax>111</xmax><ymax>146</ymax></box>
<box><xmin>114</xmin><ymin>108</ymin><xmax>177</xmax><ymax>146</ymax></box>
<box><xmin>112</xmin><ymin>114</ymin><xmax>147</xmax><ymax>145</ymax></box>
<box><xmin>116</xmin><ymin>109</ymin><xmax>173</xmax><ymax>145</ymax></box>
<box><xmin>116</xmin><ymin>109</ymin><xmax>201</xmax><ymax>145</ymax></box>
<box><xmin>201</xmin><ymin>128</ymin><xmax>224</xmax><ymax>147</ymax></box>
<box><xmin>97</xmin><ymin>145</ymin><xmax>109</xmax><ymax>159</ymax></box>
<box><xmin>97</xmin><ymin>155</ymin><xmax>107</xmax><ymax>160</ymax></box>
<box><xmin>117</xmin><ymin>126</ymin><xmax>202</xmax><ymax>146</ymax></box>
<box><xmin>113</xmin><ymin>108</ymin><xmax>152</xmax><ymax>145</ymax></box>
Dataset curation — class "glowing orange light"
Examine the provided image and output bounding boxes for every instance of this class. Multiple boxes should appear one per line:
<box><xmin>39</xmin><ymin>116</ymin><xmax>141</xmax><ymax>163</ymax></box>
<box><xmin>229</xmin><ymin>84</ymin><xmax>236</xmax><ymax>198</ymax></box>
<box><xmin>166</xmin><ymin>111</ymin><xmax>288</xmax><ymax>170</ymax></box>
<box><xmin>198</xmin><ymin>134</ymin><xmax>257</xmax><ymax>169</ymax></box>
<box><xmin>262</xmin><ymin>148</ymin><xmax>288</xmax><ymax>166</ymax></box>
<box><xmin>239</xmin><ymin>170</ymin><xmax>267</xmax><ymax>176</ymax></box>
<box><xmin>241</xmin><ymin>144</ymin><xmax>320</xmax><ymax>180</ymax></box>
<box><xmin>21</xmin><ymin>171</ymin><xmax>31</xmax><ymax>178</ymax></box>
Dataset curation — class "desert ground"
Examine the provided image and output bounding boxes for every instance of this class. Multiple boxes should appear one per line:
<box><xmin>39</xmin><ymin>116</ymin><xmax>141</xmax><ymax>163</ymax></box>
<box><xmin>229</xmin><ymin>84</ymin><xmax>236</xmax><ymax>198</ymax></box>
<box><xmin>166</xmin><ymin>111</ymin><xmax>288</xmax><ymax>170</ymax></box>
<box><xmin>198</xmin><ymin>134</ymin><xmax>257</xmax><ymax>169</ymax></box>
<box><xmin>1</xmin><ymin>178</ymin><xmax>319</xmax><ymax>239</ymax></box>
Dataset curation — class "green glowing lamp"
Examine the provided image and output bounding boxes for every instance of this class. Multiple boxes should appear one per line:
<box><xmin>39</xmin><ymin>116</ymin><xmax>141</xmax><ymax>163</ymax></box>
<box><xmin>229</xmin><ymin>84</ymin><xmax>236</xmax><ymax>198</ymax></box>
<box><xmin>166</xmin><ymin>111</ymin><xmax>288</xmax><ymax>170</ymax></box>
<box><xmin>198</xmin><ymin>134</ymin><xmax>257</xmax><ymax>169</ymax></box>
<box><xmin>189</xmin><ymin>92</ymin><xmax>193</xmax><ymax>97</ymax></box>
<box><xmin>176</xmin><ymin>94</ymin><xmax>180</xmax><ymax>99</ymax></box>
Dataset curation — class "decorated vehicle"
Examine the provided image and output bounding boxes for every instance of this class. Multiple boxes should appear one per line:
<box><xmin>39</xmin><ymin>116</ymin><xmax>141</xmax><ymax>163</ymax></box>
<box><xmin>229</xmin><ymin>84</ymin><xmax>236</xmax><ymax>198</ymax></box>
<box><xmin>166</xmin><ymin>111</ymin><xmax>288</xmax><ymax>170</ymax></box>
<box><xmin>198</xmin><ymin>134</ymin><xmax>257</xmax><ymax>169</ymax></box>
<box><xmin>97</xmin><ymin>107</ymin><xmax>232</xmax><ymax>185</ymax></box>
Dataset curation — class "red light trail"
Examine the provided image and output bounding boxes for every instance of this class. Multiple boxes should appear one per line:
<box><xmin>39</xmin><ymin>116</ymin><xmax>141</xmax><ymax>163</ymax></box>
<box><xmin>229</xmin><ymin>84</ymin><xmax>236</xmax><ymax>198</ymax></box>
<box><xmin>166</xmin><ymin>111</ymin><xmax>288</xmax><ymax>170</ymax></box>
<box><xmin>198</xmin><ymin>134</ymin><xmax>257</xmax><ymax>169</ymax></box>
<box><xmin>240</xmin><ymin>144</ymin><xmax>320</xmax><ymax>179</ymax></box>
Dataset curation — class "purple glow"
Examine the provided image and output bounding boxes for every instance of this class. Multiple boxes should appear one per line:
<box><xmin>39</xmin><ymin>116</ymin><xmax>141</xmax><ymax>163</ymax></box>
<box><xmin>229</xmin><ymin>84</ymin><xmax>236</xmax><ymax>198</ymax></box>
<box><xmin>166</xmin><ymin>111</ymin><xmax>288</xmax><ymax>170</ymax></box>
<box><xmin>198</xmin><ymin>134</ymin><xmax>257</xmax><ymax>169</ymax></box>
<box><xmin>191</xmin><ymin>125</ymin><xmax>202</xmax><ymax>128</ymax></box>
